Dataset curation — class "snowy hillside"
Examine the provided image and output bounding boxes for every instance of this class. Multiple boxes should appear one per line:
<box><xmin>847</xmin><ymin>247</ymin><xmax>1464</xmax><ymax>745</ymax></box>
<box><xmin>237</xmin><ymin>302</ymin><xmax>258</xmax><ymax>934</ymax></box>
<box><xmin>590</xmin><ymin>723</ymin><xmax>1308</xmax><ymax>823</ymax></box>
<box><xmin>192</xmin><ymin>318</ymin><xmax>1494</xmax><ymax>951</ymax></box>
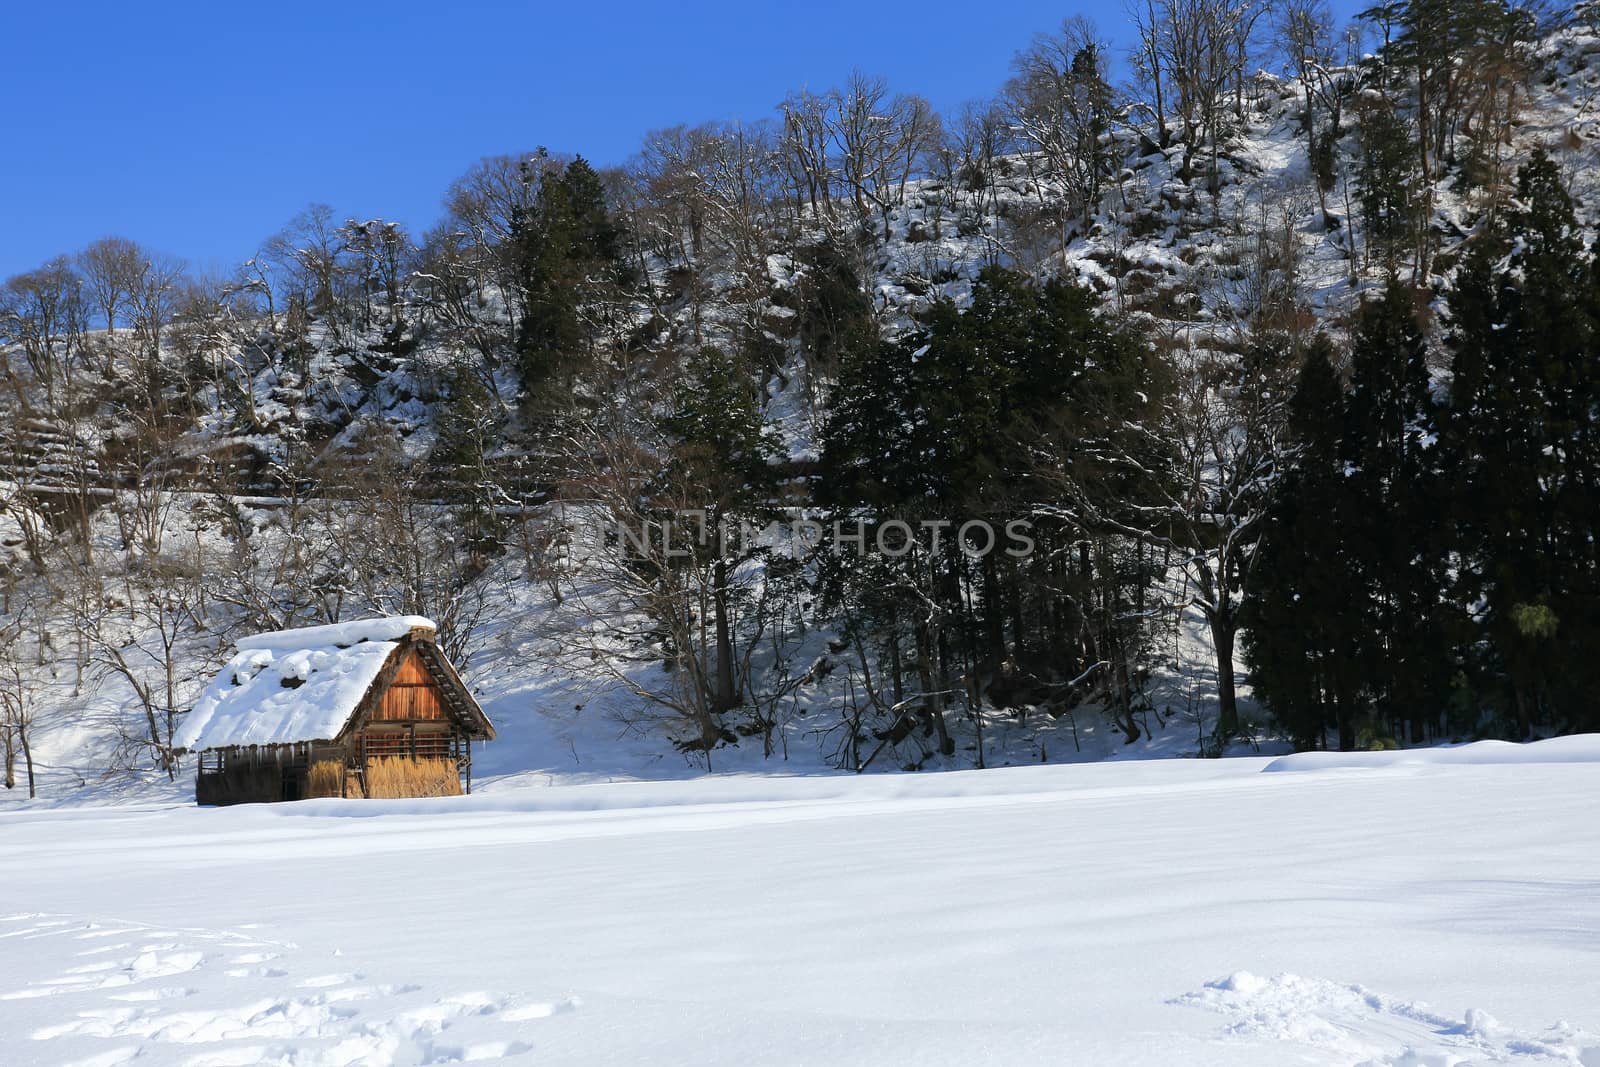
<box><xmin>2</xmin><ymin>743</ymin><xmax>1599</xmax><ymax>1065</ymax></box>
<box><xmin>6</xmin><ymin>17</ymin><xmax>1600</xmax><ymax>800</ymax></box>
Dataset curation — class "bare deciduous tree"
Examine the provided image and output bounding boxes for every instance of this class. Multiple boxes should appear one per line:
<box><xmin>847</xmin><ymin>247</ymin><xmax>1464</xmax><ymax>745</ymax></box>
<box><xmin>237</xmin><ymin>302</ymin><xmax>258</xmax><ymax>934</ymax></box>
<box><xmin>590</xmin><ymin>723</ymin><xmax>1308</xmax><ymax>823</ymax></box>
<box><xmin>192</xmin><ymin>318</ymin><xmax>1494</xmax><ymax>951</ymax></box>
<box><xmin>1006</xmin><ymin>16</ymin><xmax>1119</xmax><ymax>252</ymax></box>
<box><xmin>128</xmin><ymin>251</ymin><xmax>187</xmax><ymax>397</ymax></box>
<box><xmin>77</xmin><ymin>236</ymin><xmax>144</xmax><ymax>334</ymax></box>
<box><xmin>0</xmin><ymin>593</ymin><xmax>45</xmax><ymax>798</ymax></box>
<box><xmin>1</xmin><ymin>257</ymin><xmax>88</xmax><ymax>411</ymax></box>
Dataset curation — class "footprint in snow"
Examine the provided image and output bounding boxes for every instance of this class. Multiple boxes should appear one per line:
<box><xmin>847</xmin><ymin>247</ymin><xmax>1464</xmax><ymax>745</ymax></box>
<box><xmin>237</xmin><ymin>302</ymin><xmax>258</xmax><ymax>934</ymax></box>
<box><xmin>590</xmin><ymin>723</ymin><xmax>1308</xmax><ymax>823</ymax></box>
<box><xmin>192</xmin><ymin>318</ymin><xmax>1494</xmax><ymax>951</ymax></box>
<box><xmin>502</xmin><ymin>996</ymin><xmax>581</xmax><ymax>1022</ymax></box>
<box><xmin>297</xmin><ymin>972</ymin><xmax>363</xmax><ymax>988</ymax></box>
<box><xmin>1</xmin><ymin>947</ymin><xmax>205</xmax><ymax>999</ymax></box>
<box><xmin>390</xmin><ymin>993</ymin><xmax>506</xmax><ymax>1037</ymax></box>
<box><xmin>106</xmin><ymin>986</ymin><xmax>198</xmax><ymax>1002</ymax></box>
<box><xmin>32</xmin><ymin>991</ymin><xmax>362</xmax><ymax>1043</ymax></box>
<box><xmin>59</xmin><ymin>1049</ymin><xmax>139</xmax><ymax>1067</ymax></box>
<box><xmin>65</xmin><ymin>961</ymin><xmax>122</xmax><ymax>975</ymax></box>
<box><xmin>76</xmin><ymin>942</ymin><xmax>137</xmax><ymax>956</ymax></box>
<box><xmin>0</xmin><ymin>918</ymin><xmax>73</xmax><ymax>940</ymax></box>
<box><xmin>1174</xmin><ymin>971</ymin><xmax>1599</xmax><ymax>1065</ymax></box>
<box><xmin>422</xmin><ymin>1038</ymin><xmax>534</xmax><ymax>1063</ymax></box>
<box><xmin>7</xmin><ymin>912</ymin><xmax>573</xmax><ymax>1065</ymax></box>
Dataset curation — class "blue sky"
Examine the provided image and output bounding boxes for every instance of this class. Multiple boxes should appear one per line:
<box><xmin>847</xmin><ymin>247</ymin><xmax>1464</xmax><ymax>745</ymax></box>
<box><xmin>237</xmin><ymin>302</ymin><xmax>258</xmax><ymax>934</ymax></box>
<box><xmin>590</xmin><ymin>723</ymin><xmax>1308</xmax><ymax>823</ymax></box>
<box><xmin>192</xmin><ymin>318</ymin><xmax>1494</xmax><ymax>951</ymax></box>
<box><xmin>0</xmin><ymin>0</ymin><xmax>1362</xmax><ymax>281</ymax></box>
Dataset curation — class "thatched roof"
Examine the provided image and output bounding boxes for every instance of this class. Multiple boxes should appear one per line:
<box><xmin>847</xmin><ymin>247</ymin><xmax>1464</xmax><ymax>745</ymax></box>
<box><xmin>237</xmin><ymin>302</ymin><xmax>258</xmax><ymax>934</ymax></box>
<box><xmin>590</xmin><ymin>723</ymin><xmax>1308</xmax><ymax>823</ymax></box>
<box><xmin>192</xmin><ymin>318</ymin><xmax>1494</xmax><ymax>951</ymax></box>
<box><xmin>175</xmin><ymin>616</ymin><xmax>493</xmax><ymax>752</ymax></box>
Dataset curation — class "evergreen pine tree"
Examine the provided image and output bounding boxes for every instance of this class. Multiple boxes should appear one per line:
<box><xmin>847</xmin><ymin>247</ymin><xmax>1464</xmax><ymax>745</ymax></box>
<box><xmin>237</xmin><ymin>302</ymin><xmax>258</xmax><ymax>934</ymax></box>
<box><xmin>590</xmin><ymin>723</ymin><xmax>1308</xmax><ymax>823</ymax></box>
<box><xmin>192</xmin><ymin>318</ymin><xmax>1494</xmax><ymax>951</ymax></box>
<box><xmin>512</xmin><ymin>155</ymin><xmax>632</xmax><ymax>408</ymax></box>
<box><xmin>1355</xmin><ymin>98</ymin><xmax>1422</xmax><ymax>273</ymax></box>
<box><xmin>1443</xmin><ymin>151</ymin><xmax>1600</xmax><ymax>736</ymax></box>
<box><xmin>1244</xmin><ymin>337</ymin><xmax>1358</xmax><ymax>748</ymax></box>
<box><xmin>819</xmin><ymin>268</ymin><xmax>1171</xmax><ymax>750</ymax></box>
<box><xmin>432</xmin><ymin>370</ymin><xmax>508</xmax><ymax>572</ymax></box>
<box><xmin>1339</xmin><ymin>279</ymin><xmax>1454</xmax><ymax>743</ymax></box>
<box><xmin>662</xmin><ymin>346</ymin><xmax>782</xmax><ymax>718</ymax></box>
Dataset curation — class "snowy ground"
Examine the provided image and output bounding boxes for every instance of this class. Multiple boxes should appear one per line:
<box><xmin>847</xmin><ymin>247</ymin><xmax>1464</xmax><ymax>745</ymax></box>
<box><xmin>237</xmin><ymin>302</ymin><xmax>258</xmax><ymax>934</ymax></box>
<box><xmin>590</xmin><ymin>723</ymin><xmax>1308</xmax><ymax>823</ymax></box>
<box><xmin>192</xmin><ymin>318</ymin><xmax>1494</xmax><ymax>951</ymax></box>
<box><xmin>2</xmin><ymin>742</ymin><xmax>1598</xmax><ymax>1066</ymax></box>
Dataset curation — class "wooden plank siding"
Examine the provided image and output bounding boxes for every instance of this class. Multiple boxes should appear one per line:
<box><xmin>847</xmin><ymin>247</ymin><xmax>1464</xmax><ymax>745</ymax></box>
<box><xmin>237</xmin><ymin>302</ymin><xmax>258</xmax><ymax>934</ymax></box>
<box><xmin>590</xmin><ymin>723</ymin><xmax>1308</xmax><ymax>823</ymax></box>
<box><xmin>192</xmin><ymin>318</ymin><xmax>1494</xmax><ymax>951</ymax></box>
<box><xmin>364</xmin><ymin>649</ymin><xmax>448</xmax><ymax>722</ymax></box>
<box><xmin>373</xmin><ymin>682</ymin><xmax>447</xmax><ymax>721</ymax></box>
<box><xmin>391</xmin><ymin>648</ymin><xmax>432</xmax><ymax>685</ymax></box>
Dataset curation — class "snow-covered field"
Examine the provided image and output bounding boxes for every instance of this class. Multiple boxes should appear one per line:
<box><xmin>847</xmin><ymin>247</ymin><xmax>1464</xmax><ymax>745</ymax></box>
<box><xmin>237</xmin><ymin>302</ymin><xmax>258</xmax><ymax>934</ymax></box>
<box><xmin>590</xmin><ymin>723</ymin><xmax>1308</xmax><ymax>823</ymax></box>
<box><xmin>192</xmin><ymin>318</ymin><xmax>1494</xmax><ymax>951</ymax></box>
<box><xmin>3</xmin><ymin>742</ymin><xmax>1598</xmax><ymax>1066</ymax></box>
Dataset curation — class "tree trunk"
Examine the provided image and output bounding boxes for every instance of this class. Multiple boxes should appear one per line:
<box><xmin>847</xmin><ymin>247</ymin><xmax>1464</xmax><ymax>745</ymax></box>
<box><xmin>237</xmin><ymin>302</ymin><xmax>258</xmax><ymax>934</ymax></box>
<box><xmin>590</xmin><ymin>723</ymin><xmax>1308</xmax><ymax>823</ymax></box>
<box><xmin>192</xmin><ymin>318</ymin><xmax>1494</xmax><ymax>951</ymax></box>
<box><xmin>981</xmin><ymin>553</ymin><xmax>1005</xmax><ymax>670</ymax></box>
<box><xmin>712</xmin><ymin>557</ymin><xmax>737</xmax><ymax>714</ymax></box>
<box><xmin>138</xmin><ymin>686</ymin><xmax>175</xmax><ymax>779</ymax></box>
<box><xmin>1210</xmin><ymin>611</ymin><xmax>1239</xmax><ymax>738</ymax></box>
<box><xmin>916</xmin><ymin>621</ymin><xmax>954</xmax><ymax>757</ymax></box>
<box><xmin>19</xmin><ymin>721</ymin><xmax>34</xmax><ymax>799</ymax></box>
<box><xmin>888</xmin><ymin>614</ymin><xmax>904</xmax><ymax>706</ymax></box>
<box><xmin>1335</xmin><ymin>678</ymin><xmax>1355</xmax><ymax>752</ymax></box>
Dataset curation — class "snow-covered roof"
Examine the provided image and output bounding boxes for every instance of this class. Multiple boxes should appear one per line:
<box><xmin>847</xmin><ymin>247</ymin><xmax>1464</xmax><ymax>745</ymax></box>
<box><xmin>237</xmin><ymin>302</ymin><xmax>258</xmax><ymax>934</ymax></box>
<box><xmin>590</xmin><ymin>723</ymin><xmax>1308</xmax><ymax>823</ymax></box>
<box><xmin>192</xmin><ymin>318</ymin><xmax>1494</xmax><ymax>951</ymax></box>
<box><xmin>176</xmin><ymin>616</ymin><xmax>437</xmax><ymax>752</ymax></box>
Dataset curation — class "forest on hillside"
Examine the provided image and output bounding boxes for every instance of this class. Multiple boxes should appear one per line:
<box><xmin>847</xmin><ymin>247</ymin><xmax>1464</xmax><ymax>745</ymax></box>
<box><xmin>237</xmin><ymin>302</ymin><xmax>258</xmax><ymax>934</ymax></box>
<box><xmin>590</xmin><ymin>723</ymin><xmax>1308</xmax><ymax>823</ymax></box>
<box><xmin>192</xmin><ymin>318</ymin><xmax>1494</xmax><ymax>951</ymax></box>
<box><xmin>3</xmin><ymin>0</ymin><xmax>1600</xmax><ymax>795</ymax></box>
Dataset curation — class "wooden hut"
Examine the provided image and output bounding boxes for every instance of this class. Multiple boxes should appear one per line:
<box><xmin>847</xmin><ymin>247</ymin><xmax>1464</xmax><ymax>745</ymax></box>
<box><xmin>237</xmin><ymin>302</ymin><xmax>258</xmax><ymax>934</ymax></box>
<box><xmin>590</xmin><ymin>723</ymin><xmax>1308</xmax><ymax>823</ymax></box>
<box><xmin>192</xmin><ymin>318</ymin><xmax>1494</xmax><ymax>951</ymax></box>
<box><xmin>177</xmin><ymin>616</ymin><xmax>494</xmax><ymax>805</ymax></box>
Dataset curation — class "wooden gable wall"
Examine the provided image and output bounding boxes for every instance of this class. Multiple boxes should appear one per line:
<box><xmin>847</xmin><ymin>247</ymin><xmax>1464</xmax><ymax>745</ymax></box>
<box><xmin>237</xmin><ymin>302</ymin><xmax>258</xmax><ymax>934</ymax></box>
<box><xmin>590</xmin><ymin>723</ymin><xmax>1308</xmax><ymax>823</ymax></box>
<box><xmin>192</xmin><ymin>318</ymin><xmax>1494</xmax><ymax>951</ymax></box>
<box><xmin>370</xmin><ymin>647</ymin><xmax>448</xmax><ymax>722</ymax></box>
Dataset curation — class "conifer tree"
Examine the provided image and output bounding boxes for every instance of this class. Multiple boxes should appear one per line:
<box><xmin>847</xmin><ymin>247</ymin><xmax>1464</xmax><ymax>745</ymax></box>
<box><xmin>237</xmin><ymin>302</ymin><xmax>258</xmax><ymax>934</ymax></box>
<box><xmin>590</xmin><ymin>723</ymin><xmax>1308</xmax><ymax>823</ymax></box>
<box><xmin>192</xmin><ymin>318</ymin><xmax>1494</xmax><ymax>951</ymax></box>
<box><xmin>662</xmin><ymin>346</ymin><xmax>782</xmax><ymax>717</ymax></box>
<box><xmin>792</xmin><ymin>239</ymin><xmax>878</xmax><ymax>412</ymax></box>
<box><xmin>432</xmin><ymin>370</ymin><xmax>509</xmax><ymax>572</ymax></box>
<box><xmin>511</xmin><ymin>155</ymin><xmax>632</xmax><ymax>407</ymax></box>
<box><xmin>1339</xmin><ymin>279</ymin><xmax>1453</xmax><ymax>742</ymax></box>
<box><xmin>1355</xmin><ymin>98</ymin><xmax>1422</xmax><ymax>273</ymax></box>
<box><xmin>1244</xmin><ymin>338</ymin><xmax>1358</xmax><ymax>748</ymax></box>
<box><xmin>820</xmin><ymin>268</ymin><xmax>1171</xmax><ymax>751</ymax></box>
<box><xmin>1443</xmin><ymin>152</ymin><xmax>1600</xmax><ymax>736</ymax></box>
<box><xmin>1247</xmin><ymin>282</ymin><xmax>1452</xmax><ymax>749</ymax></box>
